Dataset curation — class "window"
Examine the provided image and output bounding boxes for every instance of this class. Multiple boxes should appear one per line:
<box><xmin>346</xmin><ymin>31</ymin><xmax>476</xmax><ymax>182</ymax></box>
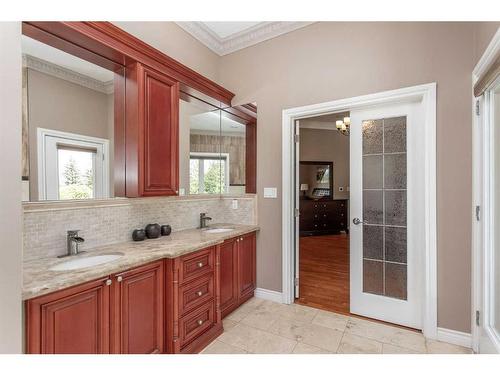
<box><xmin>37</xmin><ymin>128</ymin><xmax>109</xmax><ymax>200</ymax></box>
<box><xmin>189</xmin><ymin>152</ymin><xmax>229</xmax><ymax>194</ymax></box>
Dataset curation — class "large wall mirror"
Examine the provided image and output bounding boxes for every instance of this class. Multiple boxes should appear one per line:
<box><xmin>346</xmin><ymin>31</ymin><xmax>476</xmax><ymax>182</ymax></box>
<box><xmin>179</xmin><ymin>93</ymin><xmax>256</xmax><ymax>196</ymax></box>
<box><xmin>21</xmin><ymin>34</ymin><xmax>125</xmax><ymax>202</ymax></box>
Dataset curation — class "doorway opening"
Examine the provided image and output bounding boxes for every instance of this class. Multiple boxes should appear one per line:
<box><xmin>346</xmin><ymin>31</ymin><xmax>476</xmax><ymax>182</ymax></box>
<box><xmin>282</xmin><ymin>83</ymin><xmax>437</xmax><ymax>338</ymax></box>
<box><xmin>295</xmin><ymin>112</ymin><xmax>351</xmax><ymax>314</ymax></box>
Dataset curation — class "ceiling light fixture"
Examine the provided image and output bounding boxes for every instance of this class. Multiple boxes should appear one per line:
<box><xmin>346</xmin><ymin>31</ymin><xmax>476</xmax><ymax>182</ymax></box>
<box><xmin>336</xmin><ymin>117</ymin><xmax>351</xmax><ymax>136</ymax></box>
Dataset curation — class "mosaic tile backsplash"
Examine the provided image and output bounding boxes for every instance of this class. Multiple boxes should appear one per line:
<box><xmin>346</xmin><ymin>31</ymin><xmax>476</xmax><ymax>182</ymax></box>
<box><xmin>23</xmin><ymin>196</ymin><xmax>257</xmax><ymax>261</ymax></box>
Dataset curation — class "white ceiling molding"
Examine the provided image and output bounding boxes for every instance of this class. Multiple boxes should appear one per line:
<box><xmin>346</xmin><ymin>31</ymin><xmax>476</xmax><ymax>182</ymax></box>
<box><xmin>176</xmin><ymin>22</ymin><xmax>315</xmax><ymax>56</ymax></box>
<box><xmin>23</xmin><ymin>54</ymin><xmax>114</xmax><ymax>94</ymax></box>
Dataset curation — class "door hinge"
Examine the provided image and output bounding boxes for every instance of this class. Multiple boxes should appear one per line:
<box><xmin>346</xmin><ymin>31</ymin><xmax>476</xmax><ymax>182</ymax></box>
<box><xmin>476</xmin><ymin>310</ymin><xmax>480</xmax><ymax>326</ymax></box>
<box><xmin>476</xmin><ymin>100</ymin><xmax>480</xmax><ymax>116</ymax></box>
<box><xmin>294</xmin><ymin>208</ymin><xmax>300</xmax><ymax>217</ymax></box>
<box><xmin>294</xmin><ymin>277</ymin><xmax>299</xmax><ymax>286</ymax></box>
<box><xmin>294</xmin><ymin>134</ymin><xmax>300</xmax><ymax>143</ymax></box>
<box><xmin>476</xmin><ymin>205</ymin><xmax>481</xmax><ymax>221</ymax></box>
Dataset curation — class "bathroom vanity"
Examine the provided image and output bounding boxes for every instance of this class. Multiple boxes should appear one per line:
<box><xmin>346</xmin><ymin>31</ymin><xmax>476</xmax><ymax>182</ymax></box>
<box><xmin>20</xmin><ymin>21</ymin><xmax>259</xmax><ymax>354</ymax></box>
<box><xmin>24</xmin><ymin>226</ymin><xmax>257</xmax><ymax>354</ymax></box>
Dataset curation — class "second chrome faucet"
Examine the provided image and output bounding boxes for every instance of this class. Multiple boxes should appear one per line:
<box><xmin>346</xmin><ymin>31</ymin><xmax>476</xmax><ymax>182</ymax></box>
<box><xmin>199</xmin><ymin>213</ymin><xmax>212</xmax><ymax>229</ymax></box>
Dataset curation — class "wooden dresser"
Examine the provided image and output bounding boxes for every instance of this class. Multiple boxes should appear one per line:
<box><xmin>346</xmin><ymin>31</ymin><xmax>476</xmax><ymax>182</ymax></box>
<box><xmin>299</xmin><ymin>199</ymin><xmax>349</xmax><ymax>236</ymax></box>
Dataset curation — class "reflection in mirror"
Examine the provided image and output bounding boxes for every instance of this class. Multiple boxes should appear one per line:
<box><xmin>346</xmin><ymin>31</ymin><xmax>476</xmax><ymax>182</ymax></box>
<box><xmin>220</xmin><ymin>113</ymin><xmax>247</xmax><ymax>194</ymax></box>
<box><xmin>299</xmin><ymin>161</ymin><xmax>334</xmax><ymax>200</ymax></box>
<box><xmin>21</xmin><ymin>35</ymin><xmax>124</xmax><ymax>202</ymax></box>
<box><xmin>179</xmin><ymin>95</ymin><xmax>223</xmax><ymax>195</ymax></box>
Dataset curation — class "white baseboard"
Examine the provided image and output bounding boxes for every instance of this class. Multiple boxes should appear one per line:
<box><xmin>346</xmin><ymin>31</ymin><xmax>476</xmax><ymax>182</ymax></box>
<box><xmin>437</xmin><ymin>327</ymin><xmax>472</xmax><ymax>348</ymax></box>
<box><xmin>254</xmin><ymin>288</ymin><xmax>284</xmax><ymax>303</ymax></box>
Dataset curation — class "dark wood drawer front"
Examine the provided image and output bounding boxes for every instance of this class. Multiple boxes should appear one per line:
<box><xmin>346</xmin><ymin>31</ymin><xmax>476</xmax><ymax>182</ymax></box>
<box><xmin>300</xmin><ymin>199</ymin><xmax>349</xmax><ymax>235</ymax></box>
<box><xmin>179</xmin><ymin>247</ymin><xmax>215</xmax><ymax>285</ymax></box>
<box><xmin>179</xmin><ymin>274</ymin><xmax>214</xmax><ymax>316</ymax></box>
<box><xmin>179</xmin><ymin>302</ymin><xmax>215</xmax><ymax>348</ymax></box>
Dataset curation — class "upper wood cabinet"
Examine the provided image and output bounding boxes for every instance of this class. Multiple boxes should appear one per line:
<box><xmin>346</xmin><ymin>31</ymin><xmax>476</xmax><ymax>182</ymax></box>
<box><xmin>125</xmin><ymin>63</ymin><xmax>180</xmax><ymax>197</ymax></box>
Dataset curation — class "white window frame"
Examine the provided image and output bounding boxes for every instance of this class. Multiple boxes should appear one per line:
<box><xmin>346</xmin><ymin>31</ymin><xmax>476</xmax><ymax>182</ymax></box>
<box><xmin>37</xmin><ymin>128</ymin><xmax>109</xmax><ymax>200</ymax></box>
<box><xmin>189</xmin><ymin>152</ymin><xmax>230</xmax><ymax>194</ymax></box>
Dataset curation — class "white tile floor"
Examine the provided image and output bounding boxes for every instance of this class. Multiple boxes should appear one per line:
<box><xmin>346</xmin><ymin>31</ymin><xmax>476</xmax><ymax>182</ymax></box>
<box><xmin>201</xmin><ymin>298</ymin><xmax>473</xmax><ymax>354</ymax></box>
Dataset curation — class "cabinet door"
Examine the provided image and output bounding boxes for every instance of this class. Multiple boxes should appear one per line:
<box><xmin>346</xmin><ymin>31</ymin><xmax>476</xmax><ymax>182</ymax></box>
<box><xmin>220</xmin><ymin>238</ymin><xmax>239</xmax><ymax>317</ymax></box>
<box><xmin>125</xmin><ymin>63</ymin><xmax>179</xmax><ymax>197</ymax></box>
<box><xmin>237</xmin><ymin>233</ymin><xmax>256</xmax><ymax>300</ymax></box>
<box><xmin>26</xmin><ymin>278</ymin><xmax>110</xmax><ymax>354</ymax></box>
<box><xmin>111</xmin><ymin>261</ymin><xmax>164</xmax><ymax>354</ymax></box>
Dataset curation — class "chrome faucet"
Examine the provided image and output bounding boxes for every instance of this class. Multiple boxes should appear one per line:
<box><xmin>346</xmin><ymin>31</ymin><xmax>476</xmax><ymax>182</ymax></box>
<box><xmin>199</xmin><ymin>213</ymin><xmax>212</xmax><ymax>229</ymax></box>
<box><xmin>60</xmin><ymin>230</ymin><xmax>85</xmax><ymax>257</ymax></box>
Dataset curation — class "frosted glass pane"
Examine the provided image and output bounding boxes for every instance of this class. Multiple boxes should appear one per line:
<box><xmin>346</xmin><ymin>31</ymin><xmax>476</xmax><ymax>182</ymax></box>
<box><xmin>362</xmin><ymin>116</ymin><xmax>408</xmax><ymax>300</ymax></box>
<box><xmin>362</xmin><ymin>119</ymin><xmax>383</xmax><ymax>154</ymax></box>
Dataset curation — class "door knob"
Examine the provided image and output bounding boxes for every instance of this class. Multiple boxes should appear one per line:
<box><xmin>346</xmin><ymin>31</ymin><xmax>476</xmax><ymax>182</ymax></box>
<box><xmin>352</xmin><ymin>217</ymin><xmax>363</xmax><ymax>225</ymax></box>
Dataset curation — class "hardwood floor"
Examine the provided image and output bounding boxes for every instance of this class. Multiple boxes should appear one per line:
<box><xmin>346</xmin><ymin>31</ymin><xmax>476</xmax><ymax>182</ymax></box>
<box><xmin>296</xmin><ymin>234</ymin><xmax>350</xmax><ymax>315</ymax></box>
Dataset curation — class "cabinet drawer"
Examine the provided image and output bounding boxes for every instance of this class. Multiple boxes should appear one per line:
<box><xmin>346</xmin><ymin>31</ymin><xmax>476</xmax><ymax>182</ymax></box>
<box><xmin>179</xmin><ymin>301</ymin><xmax>215</xmax><ymax>348</ymax></box>
<box><xmin>179</xmin><ymin>247</ymin><xmax>215</xmax><ymax>285</ymax></box>
<box><xmin>178</xmin><ymin>274</ymin><xmax>214</xmax><ymax>316</ymax></box>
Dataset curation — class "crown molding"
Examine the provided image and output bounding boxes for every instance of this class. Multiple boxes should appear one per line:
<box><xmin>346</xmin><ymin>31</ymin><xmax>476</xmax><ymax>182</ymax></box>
<box><xmin>176</xmin><ymin>22</ymin><xmax>315</xmax><ymax>56</ymax></box>
<box><xmin>22</xmin><ymin>54</ymin><xmax>114</xmax><ymax>94</ymax></box>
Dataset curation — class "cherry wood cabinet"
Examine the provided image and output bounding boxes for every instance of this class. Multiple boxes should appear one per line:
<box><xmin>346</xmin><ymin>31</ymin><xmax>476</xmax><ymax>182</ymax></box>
<box><xmin>165</xmin><ymin>245</ymin><xmax>222</xmax><ymax>354</ymax></box>
<box><xmin>238</xmin><ymin>233</ymin><xmax>257</xmax><ymax>301</ymax></box>
<box><xmin>125</xmin><ymin>62</ymin><xmax>179</xmax><ymax>197</ymax></box>
<box><xmin>221</xmin><ymin>232</ymin><xmax>257</xmax><ymax>318</ymax></box>
<box><xmin>26</xmin><ymin>277</ymin><xmax>111</xmax><ymax>354</ymax></box>
<box><xmin>110</xmin><ymin>261</ymin><xmax>164</xmax><ymax>354</ymax></box>
<box><xmin>219</xmin><ymin>237</ymin><xmax>239</xmax><ymax>316</ymax></box>
<box><xmin>26</xmin><ymin>233</ymin><xmax>257</xmax><ymax>354</ymax></box>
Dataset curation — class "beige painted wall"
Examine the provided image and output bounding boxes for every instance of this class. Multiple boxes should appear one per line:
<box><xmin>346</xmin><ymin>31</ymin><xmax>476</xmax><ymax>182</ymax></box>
<box><xmin>112</xmin><ymin>22</ymin><xmax>220</xmax><ymax>83</ymax></box>
<box><xmin>473</xmin><ymin>22</ymin><xmax>499</xmax><ymax>65</ymax></box>
<box><xmin>218</xmin><ymin>22</ymin><xmax>476</xmax><ymax>333</ymax></box>
<box><xmin>0</xmin><ymin>22</ymin><xmax>23</xmax><ymax>353</ymax></box>
<box><xmin>26</xmin><ymin>69</ymin><xmax>113</xmax><ymax>200</ymax></box>
<box><xmin>299</xmin><ymin>126</ymin><xmax>349</xmax><ymax>200</ymax></box>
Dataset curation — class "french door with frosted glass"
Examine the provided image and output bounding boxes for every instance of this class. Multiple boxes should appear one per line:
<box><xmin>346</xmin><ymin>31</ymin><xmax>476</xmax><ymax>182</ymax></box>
<box><xmin>350</xmin><ymin>101</ymin><xmax>424</xmax><ymax>329</ymax></box>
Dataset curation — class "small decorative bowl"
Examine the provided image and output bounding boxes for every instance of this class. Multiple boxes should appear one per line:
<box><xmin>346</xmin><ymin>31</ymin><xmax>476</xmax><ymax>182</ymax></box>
<box><xmin>132</xmin><ymin>229</ymin><xmax>146</xmax><ymax>241</ymax></box>
<box><xmin>161</xmin><ymin>225</ymin><xmax>172</xmax><ymax>236</ymax></box>
<box><xmin>145</xmin><ymin>223</ymin><xmax>161</xmax><ymax>239</ymax></box>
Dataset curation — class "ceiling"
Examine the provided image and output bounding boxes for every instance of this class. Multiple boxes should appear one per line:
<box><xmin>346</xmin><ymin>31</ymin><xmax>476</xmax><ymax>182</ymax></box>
<box><xmin>176</xmin><ymin>21</ymin><xmax>314</xmax><ymax>56</ymax></box>
<box><xmin>21</xmin><ymin>35</ymin><xmax>114</xmax><ymax>82</ymax></box>
<box><xmin>299</xmin><ymin>111</ymin><xmax>350</xmax><ymax>131</ymax></box>
<box><xmin>189</xmin><ymin>111</ymin><xmax>246</xmax><ymax>135</ymax></box>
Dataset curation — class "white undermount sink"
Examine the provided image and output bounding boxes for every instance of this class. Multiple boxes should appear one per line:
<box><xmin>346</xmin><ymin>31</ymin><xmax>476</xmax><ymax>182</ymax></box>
<box><xmin>50</xmin><ymin>253</ymin><xmax>124</xmax><ymax>271</ymax></box>
<box><xmin>204</xmin><ymin>228</ymin><xmax>234</xmax><ymax>234</ymax></box>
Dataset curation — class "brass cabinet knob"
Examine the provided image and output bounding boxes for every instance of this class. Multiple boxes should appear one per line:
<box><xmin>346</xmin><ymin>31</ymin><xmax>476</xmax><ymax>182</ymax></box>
<box><xmin>197</xmin><ymin>291</ymin><xmax>203</xmax><ymax>297</ymax></box>
<box><xmin>197</xmin><ymin>262</ymin><xmax>203</xmax><ymax>268</ymax></box>
<box><xmin>105</xmin><ymin>279</ymin><xmax>112</xmax><ymax>286</ymax></box>
<box><xmin>197</xmin><ymin>320</ymin><xmax>203</xmax><ymax>326</ymax></box>
<box><xmin>117</xmin><ymin>276</ymin><xmax>123</xmax><ymax>282</ymax></box>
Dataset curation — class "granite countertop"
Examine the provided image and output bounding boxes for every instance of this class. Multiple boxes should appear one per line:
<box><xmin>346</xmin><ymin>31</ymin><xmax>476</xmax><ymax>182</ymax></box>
<box><xmin>23</xmin><ymin>224</ymin><xmax>259</xmax><ymax>300</ymax></box>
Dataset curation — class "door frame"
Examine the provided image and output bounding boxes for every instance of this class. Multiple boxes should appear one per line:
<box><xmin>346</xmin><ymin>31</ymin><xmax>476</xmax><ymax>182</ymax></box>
<box><xmin>471</xmin><ymin>27</ymin><xmax>500</xmax><ymax>353</ymax></box>
<box><xmin>281</xmin><ymin>83</ymin><xmax>437</xmax><ymax>339</ymax></box>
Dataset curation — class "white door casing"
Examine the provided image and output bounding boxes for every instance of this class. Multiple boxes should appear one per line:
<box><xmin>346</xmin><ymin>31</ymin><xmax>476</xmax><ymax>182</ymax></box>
<box><xmin>282</xmin><ymin>83</ymin><xmax>437</xmax><ymax>338</ymax></box>
<box><xmin>294</xmin><ymin>120</ymin><xmax>300</xmax><ymax>298</ymax></box>
<box><xmin>349</xmin><ymin>101</ymin><xmax>424</xmax><ymax>329</ymax></box>
<box><xmin>472</xmin><ymin>27</ymin><xmax>500</xmax><ymax>354</ymax></box>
